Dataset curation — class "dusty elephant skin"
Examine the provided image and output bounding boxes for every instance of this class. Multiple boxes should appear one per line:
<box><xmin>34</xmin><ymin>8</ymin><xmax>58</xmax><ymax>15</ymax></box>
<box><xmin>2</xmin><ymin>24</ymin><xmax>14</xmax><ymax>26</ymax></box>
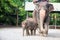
<box><xmin>38</xmin><ymin>4</ymin><xmax>54</xmax><ymax>37</ymax></box>
<box><xmin>33</xmin><ymin>3</ymin><xmax>54</xmax><ymax>37</ymax></box>
<box><xmin>21</xmin><ymin>18</ymin><xmax>38</xmax><ymax>36</ymax></box>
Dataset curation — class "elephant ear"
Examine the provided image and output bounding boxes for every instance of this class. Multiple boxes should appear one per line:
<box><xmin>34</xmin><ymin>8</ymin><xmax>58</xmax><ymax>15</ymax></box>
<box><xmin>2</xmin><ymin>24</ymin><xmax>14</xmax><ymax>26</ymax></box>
<box><xmin>46</xmin><ymin>4</ymin><xmax>54</xmax><ymax>12</ymax></box>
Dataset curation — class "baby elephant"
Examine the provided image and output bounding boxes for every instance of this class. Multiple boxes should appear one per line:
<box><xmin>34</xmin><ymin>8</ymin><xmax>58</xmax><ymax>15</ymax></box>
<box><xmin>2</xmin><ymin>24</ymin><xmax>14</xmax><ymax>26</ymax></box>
<box><xmin>21</xmin><ymin>18</ymin><xmax>38</xmax><ymax>36</ymax></box>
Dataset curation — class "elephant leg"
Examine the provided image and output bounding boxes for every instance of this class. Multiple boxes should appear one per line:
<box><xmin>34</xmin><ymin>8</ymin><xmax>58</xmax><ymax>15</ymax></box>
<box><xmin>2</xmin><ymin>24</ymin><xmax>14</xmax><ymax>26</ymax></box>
<box><xmin>34</xmin><ymin>29</ymin><xmax>36</xmax><ymax>35</ymax></box>
<box><xmin>26</xmin><ymin>29</ymin><xmax>29</xmax><ymax>36</ymax></box>
<box><xmin>43</xmin><ymin>23</ymin><xmax>48</xmax><ymax>36</ymax></box>
<box><xmin>45</xmin><ymin>16</ymin><xmax>50</xmax><ymax>34</ymax></box>
<box><xmin>31</xmin><ymin>30</ymin><xmax>33</xmax><ymax>35</ymax></box>
<box><xmin>43</xmin><ymin>17</ymin><xmax>50</xmax><ymax>36</ymax></box>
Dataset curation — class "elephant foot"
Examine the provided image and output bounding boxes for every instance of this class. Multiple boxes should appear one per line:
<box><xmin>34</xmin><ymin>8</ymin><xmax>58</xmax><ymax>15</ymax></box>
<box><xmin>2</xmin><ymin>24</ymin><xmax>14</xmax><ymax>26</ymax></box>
<box><xmin>39</xmin><ymin>30</ymin><xmax>44</xmax><ymax>36</ymax></box>
<box><xmin>43</xmin><ymin>30</ymin><xmax>48</xmax><ymax>37</ymax></box>
<box><xmin>43</xmin><ymin>34</ymin><xmax>47</xmax><ymax>37</ymax></box>
<box><xmin>39</xmin><ymin>30</ymin><xmax>48</xmax><ymax>37</ymax></box>
<box><xmin>26</xmin><ymin>33</ymin><xmax>30</xmax><ymax>36</ymax></box>
<box><xmin>39</xmin><ymin>32</ymin><xmax>43</xmax><ymax>36</ymax></box>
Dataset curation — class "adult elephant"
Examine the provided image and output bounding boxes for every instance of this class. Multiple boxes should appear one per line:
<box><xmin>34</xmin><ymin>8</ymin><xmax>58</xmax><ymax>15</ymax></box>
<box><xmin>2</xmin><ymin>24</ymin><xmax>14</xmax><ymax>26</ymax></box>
<box><xmin>33</xmin><ymin>3</ymin><xmax>54</xmax><ymax>36</ymax></box>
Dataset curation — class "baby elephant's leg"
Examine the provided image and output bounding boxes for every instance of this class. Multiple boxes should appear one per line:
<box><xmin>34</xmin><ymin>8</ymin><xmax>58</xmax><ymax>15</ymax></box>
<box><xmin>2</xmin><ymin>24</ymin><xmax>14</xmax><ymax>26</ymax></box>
<box><xmin>34</xmin><ymin>29</ymin><xmax>36</xmax><ymax>35</ymax></box>
<box><xmin>26</xmin><ymin>29</ymin><xmax>30</xmax><ymax>36</ymax></box>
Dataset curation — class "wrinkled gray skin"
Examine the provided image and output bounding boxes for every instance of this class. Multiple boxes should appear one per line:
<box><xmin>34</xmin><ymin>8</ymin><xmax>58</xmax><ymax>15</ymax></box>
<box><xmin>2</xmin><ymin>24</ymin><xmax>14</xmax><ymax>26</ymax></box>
<box><xmin>21</xmin><ymin>18</ymin><xmax>38</xmax><ymax>36</ymax></box>
<box><xmin>33</xmin><ymin>4</ymin><xmax>54</xmax><ymax>36</ymax></box>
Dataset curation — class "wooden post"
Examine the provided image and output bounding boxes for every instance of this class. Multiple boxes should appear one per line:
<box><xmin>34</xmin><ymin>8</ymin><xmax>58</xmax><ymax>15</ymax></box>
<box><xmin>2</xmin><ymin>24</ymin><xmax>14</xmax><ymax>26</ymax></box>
<box><xmin>16</xmin><ymin>12</ymin><xmax>18</xmax><ymax>27</ymax></box>
<box><xmin>55</xmin><ymin>14</ymin><xmax>56</xmax><ymax>29</ymax></box>
<box><xmin>15</xmin><ymin>9</ymin><xmax>18</xmax><ymax>27</ymax></box>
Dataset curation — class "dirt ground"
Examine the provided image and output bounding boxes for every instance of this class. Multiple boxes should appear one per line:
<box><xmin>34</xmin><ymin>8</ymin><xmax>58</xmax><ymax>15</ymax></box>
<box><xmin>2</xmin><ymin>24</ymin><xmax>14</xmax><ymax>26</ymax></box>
<box><xmin>0</xmin><ymin>27</ymin><xmax>60</xmax><ymax>40</ymax></box>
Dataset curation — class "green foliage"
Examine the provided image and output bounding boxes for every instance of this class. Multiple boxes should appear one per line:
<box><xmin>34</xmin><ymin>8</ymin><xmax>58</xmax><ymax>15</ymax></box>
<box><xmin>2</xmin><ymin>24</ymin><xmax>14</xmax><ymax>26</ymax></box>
<box><xmin>0</xmin><ymin>0</ymin><xmax>60</xmax><ymax>26</ymax></box>
<box><xmin>0</xmin><ymin>0</ymin><xmax>27</xmax><ymax>26</ymax></box>
<box><xmin>50</xmin><ymin>13</ymin><xmax>60</xmax><ymax>25</ymax></box>
<box><xmin>49</xmin><ymin>0</ymin><xmax>60</xmax><ymax>3</ymax></box>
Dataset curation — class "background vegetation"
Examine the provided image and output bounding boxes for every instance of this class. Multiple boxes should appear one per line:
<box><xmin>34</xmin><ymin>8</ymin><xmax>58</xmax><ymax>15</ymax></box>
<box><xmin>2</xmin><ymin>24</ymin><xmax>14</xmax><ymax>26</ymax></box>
<box><xmin>0</xmin><ymin>0</ymin><xmax>60</xmax><ymax>26</ymax></box>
